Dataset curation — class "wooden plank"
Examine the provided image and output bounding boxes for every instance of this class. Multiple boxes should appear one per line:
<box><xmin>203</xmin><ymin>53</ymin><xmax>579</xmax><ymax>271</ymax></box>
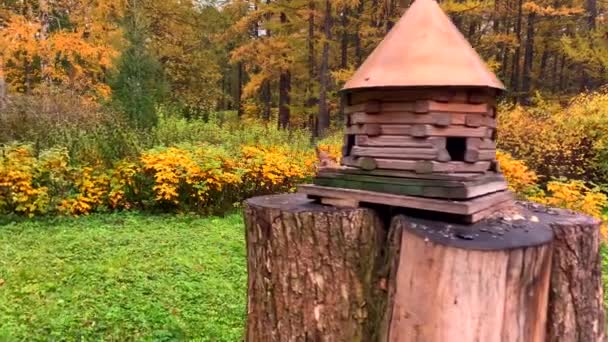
<box><xmin>380</xmin><ymin>124</ymin><xmax>488</xmax><ymax>138</ymax></box>
<box><xmin>314</xmin><ymin>176</ymin><xmax>508</xmax><ymax>200</ymax></box>
<box><xmin>463</xmin><ymin>197</ymin><xmax>514</xmax><ymax>223</ymax></box>
<box><xmin>349</xmin><ymin>89</ymin><xmax>474</xmax><ymax>105</ymax></box>
<box><xmin>416</xmin><ymin>100</ymin><xmax>490</xmax><ymax>114</ymax></box>
<box><xmin>349</xmin><ymin>112</ymin><xmax>449</xmax><ymax>126</ymax></box>
<box><xmin>317</xmin><ymin>170</ymin><xmax>505</xmax><ymax>186</ymax></box>
<box><xmin>320</xmin><ymin>197</ymin><xmax>359</xmax><ymax>208</ymax></box>
<box><xmin>468</xmin><ymin>89</ymin><xmax>498</xmax><ymax>104</ymax></box>
<box><xmin>344</xmin><ymin>101</ymin><xmax>381</xmax><ymax>114</ymax></box>
<box><xmin>324</xmin><ymin>166</ymin><xmax>496</xmax><ymax>181</ymax></box>
<box><xmin>478</xmin><ymin>150</ymin><xmax>496</xmax><ymax>161</ymax></box>
<box><xmin>341</xmin><ymin>156</ymin><xmax>377</xmax><ymax>170</ymax></box>
<box><xmin>351</xmin><ymin>146</ymin><xmax>447</xmax><ymax>160</ymax></box>
<box><xmin>372</xmin><ymin>159</ymin><xmax>491</xmax><ymax>173</ymax></box>
<box><xmin>318</xmin><ymin>172</ymin><xmax>478</xmax><ymax>188</ymax></box>
<box><xmin>467</xmin><ymin>138</ymin><xmax>496</xmax><ymax>150</ymax></box>
<box><xmin>355</xmin><ymin>135</ymin><xmax>445</xmax><ymax>148</ymax></box>
<box><xmin>298</xmin><ymin>184</ymin><xmax>513</xmax><ymax>215</ymax></box>
<box><xmin>346</xmin><ymin>123</ymin><xmax>382</xmax><ymax>136</ymax></box>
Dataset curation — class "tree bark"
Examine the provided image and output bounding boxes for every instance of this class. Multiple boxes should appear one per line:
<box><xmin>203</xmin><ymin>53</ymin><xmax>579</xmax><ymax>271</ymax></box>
<box><xmin>546</xmin><ymin>208</ymin><xmax>606</xmax><ymax>342</ymax></box>
<box><xmin>317</xmin><ymin>0</ymin><xmax>332</xmax><ymax>138</ymax></box>
<box><xmin>0</xmin><ymin>64</ymin><xmax>6</xmax><ymax>110</ymax></box>
<box><xmin>509</xmin><ymin>0</ymin><xmax>524</xmax><ymax>101</ymax></box>
<box><xmin>521</xmin><ymin>12</ymin><xmax>536</xmax><ymax>104</ymax></box>
<box><xmin>307</xmin><ymin>0</ymin><xmax>317</xmax><ymax>133</ymax></box>
<box><xmin>236</xmin><ymin>62</ymin><xmax>243</xmax><ymax>117</ymax></box>
<box><xmin>244</xmin><ymin>194</ymin><xmax>394</xmax><ymax>341</ymax></box>
<box><xmin>278</xmin><ymin>12</ymin><xmax>290</xmax><ymax>129</ymax></box>
<box><xmin>260</xmin><ymin>80</ymin><xmax>271</xmax><ymax>121</ymax></box>
<box><xmin>278</xmin><ymin>71</ymin><xmax>290</xmax><ymax>129</ymax></box>
<box><xmin>244</xmin><ymin>195</ymin><xmax>606</xmax><ymax>341</ymax></box>
<box><xmin>387</xmin><ymin>210</ymin><xmax>553</xmax><ymax>342</ymax></box>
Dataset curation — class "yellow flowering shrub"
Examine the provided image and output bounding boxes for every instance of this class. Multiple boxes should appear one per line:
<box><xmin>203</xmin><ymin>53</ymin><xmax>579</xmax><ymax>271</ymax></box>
<box><xmin>496</xmin><ymin>150</ymin><xmax>539</xmax><ymax>196</ymax></box>
<box><xmin>0</xmin><ymin>145</ymin><xmax>49</xmax><ymax>216</ymax></box>
<box><xmin>108</xmin><ymin>161</ymin><xmax>141</xmax><ymax>210</ymax></box>
<box><xmin>530</xmin><ymin>180</ymin><xmax>608</xmax><ymax>219</ymax></box>
<box><xmin>240</xmin><ymin>145</ymin><xmax>310</xmax><ymax>193</ymax></box>
<box><xmin>58</xmin><ymin>167</ymin><xmax>109</xmax><ymax>215</ymax></box>
<box><xmin>141</xmin><ymin>146</ymin><xmax>242</xmax><ymax>211</ymax></box>
<box><xmin>2</xmin><ymin>132</ymin><xmax>608</xmax><ymax>226</ymax></box>
<box><xmin>498</xmin><ymin>91</ymin><xmax>608</xmax><ymax>183</ymax></box>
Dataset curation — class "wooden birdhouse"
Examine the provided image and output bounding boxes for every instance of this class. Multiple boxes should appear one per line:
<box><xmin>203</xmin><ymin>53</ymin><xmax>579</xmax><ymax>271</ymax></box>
<box><xmin>300</xmin><ymin>0</ymin><xmax>512</xmax><ymax>222</ymax></box>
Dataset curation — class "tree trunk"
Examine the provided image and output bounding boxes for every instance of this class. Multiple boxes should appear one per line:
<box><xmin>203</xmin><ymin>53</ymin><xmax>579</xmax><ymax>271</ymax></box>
<box><xmin>244</xmin><ymin>195</ymin><xmax>605</xmax><ymax>341</ymax></box>
<box><xmin>0</xmin><ymin>60</ymin><xmax>6</xmax><ymax>110</ymax></box>
<box><xmin>509</xmin><ymin>0</ymin><xmax>524</xmax><ymax>101</ymax></box>
<box><xmin>546</xmin><ymin>209</ymin><xmax>606</xmax><ymax>342</ymax></box>
<box><xmin>387</xmin><ymin>211</ymin><xmax>553</xmax><ymax>342</ymax></box>
<box><xmin>307</xmin><ymin>0</ymin><xmax>317</xmax><ymax>134</ymax></box>
<box><xmin>278</xmin><ymin>71</ymin><xmax>290</xmax><ymax>129</ymax></box>
<box><xmin>537</xmin><ymin>41</ymin><xmax>549</xmax><ymax>90</ymax></box>
<box><xmin>236</xmin><ymin>62</ymin><xmax>243</xmax><ymax>117</ymax></box>
<box><xmin>244</xmin><ymin>194</ymin><xmax>393</xmax><ymax>341</ymax></box>
<box><xmin>354</xmin><ymin>1</ymin><xmax>365</xmax><ymax>67</ymax></box>
<box><xmin>521</xmin><ymin>12</ymin><xmax>536</xmax><ymax>104</ymax></box>
<box><xmin>317</xmin><ymin>0</ymin><xmax>332</xmax><ymax>138</ymax></box>
<box><xmin>278</xmin><ymin>12</ymin><xmax>290</xmax><ymax>129</ymax></box>
<box><xmin>260</xmin><ymin>80</ymin><xmax>271</xmax><ymax>121</ymax></box>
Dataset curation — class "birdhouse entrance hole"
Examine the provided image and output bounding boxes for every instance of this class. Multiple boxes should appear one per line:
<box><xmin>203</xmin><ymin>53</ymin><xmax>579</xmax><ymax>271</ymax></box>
<box><xmin>446</xmin><ymin>137</ymin><xmax>467</xmax><ymax>161</ymax></box>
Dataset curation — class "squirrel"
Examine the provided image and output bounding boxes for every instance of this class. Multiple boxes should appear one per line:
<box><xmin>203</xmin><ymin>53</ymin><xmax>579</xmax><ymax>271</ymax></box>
<box><xmin>315</xmin><ymin>146</ymin><xmax>340</xmax><ymax>170</ymax></box>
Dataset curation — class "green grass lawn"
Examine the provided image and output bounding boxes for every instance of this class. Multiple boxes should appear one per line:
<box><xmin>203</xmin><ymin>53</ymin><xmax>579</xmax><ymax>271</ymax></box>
<box><xmin>1</xmin><ymin>212</ymin><xmax>607</xmax><ymax>340</ymax></box>
<box><xmin>0</xmin><ymin>213</ymin><xmax>247</xmax><ymax>341</ymax></box>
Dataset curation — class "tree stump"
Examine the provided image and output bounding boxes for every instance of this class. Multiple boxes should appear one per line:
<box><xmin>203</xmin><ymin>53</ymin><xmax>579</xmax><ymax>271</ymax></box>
<box><xmin>243</xmin><ymin>194</ymin><xmax>605</xmax><ymax>341</ymax></box>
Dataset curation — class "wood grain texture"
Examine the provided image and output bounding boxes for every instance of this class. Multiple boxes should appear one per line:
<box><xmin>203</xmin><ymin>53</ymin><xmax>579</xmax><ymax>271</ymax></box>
<box><xmin>349</xmin><ymin>112</ymin><xmax>449</xmax><ymax>126</ymax></box>
<box><xmin>417</xmin><ymin>100</ymin><xmax>490</xmax><ymax>114</ymax></box>
<box><xmin>298</xmin><ymin>184</ymin><xmax>513</xmax><ymax>215</ymax></box>
<box><xmin>351</xmin><ymin>146</ymin><xmax>443</xmax><ymax>160</ymax></box>
<box><xmin>388</xmin><ymin>217</ymin><xmax>552</xmax><ymax>342</ymax></box>
<box><xmin>313</xmin><ymin>175</ymin><xmax>508</xmax><ymax>200</ymax></box>
<box><xmin>244</xmin><ymin>194</ymin><xmax>396</xmax><ymax>341</ymax></box>
<box><xmin>348</xmin><ymin>88</ymin><xmax>473</xmax><ymax>105</ymax></box>
<box><xmin>355</xmin><ymin>135</ymin><xmax>446</xmax><ymax>148</ymax></box>
<box><xmin>370</xmin><ymin>159</ymin><xmax>491</xmax><ymax>173</ymax></box>
<box><xmin>346</xmin><ymin>124</ymin><xmax>488</xmax><ymax>137</ymax></box>
<box><xmin>546</xmin><ymin>210</ymin><xmax>606</xmax><ymax>342</ymax></box>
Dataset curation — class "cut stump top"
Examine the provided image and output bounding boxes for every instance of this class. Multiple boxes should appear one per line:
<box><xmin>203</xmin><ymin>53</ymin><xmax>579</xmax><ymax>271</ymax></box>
<box><xmin>246</xmin><ymin>194</ymin><xmax>598</xmax><ymax>251</ymax></box>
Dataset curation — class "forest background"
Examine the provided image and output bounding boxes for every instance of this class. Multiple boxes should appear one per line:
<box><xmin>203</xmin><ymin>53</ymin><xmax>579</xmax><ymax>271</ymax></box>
<box><xmin>1</xmin><ymin>0</ymin><xmax>608</xmax><ymax>221</ymax></box>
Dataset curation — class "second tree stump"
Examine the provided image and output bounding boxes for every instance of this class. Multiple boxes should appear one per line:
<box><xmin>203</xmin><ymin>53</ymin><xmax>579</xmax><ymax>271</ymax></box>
<box><xmin>243</xmin><ymin>194</ymin><xmax>605</xmax><ymax>341</ymax></box>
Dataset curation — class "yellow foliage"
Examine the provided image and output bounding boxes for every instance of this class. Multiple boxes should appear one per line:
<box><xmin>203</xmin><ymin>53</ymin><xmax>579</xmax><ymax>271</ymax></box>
<box><xmin>240</xmin><ymin>145</ymin><xmax>310</xmax><ymax>192</ymax></box>
<box><xmin>498</xmin><ymin>91</ymin><xmax>608</xmax><ymax>182</ymax></box>
<box><xmin>108</xmin><ymin>161</ymin><xmax>140</xmax><ymax>210</ymax></box>
<box><xmin>141</xmin><ymin>147</ymin><xmax>242</xmax><ymax>207</ymax></box>
<box><xmin>496</xmin><ymin>150</ymin><xmax>539</xmax><ymax>195</ymax></box>
<box><xmin>58</xmin><ymin>168</ymin><xmax>109</xmax><ymax>216</ymax></box>
<box><xmin>0</xmin><ymin>146</ymin><xmax>49</xmax><ymax>217</ymax></box>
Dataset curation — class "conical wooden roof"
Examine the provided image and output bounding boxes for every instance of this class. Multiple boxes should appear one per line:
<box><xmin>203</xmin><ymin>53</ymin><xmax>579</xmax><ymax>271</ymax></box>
<box><xmin>343</xmin><ymin>0</ymin><xmax>505</xmax><ymax>91</ymax></box>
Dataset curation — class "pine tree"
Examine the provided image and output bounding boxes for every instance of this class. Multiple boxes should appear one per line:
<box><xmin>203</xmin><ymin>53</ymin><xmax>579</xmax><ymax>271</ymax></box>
<box><xmin>110</xmin><ymin>4</ymin><xmax>167</xmax><ymax>130</ymax></box>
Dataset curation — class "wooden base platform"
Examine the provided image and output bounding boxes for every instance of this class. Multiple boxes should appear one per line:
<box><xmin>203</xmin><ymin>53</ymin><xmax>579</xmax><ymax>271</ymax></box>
<box><xmin>315</xmin><ymin>168</ymin><xmax>507</xmax><ymax>200</ymax></box>
<box><xmin>298</xmin><ymin>184</ymin><xmax>513</xmax><ymax>223</ymax></box>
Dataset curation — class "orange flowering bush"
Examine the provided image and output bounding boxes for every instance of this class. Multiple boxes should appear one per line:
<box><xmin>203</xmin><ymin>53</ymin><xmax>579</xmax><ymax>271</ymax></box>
<box><xmin>240</xmin><ymin>145</ymin><xmax>311</xmax><ymax>194</ymax></box>
<box><xmin>140</xmin><ymin>146</ymin><xmax>242</xmax><ymax>211</ymax></box>
<box><xmin>498</xmin><ymin>91</ymin><xmax>608</xmax><ymax>183</ymax></box>
<box><xmin>496</xmin><ymin>150</ymin><xmax>540</xmax><ymax>196</ymax></box>
<box><xmin>58</xmin><ymin>168</ymin><xmax>109</xmax><ymax>215</ymax></box>
<box><xmin>530</xmin><ymin>180</ymin><xmax>608</xmax><ymax>219</ymax></box>
<box><xmin>0</xmin><ymin>145</ymin><xmax>50</xmax><ymax>216</ymax></box>
<box><xmin>2</xmin><ymin>130</ymin><xmax>608</xmax><ymax>225</ymax></box>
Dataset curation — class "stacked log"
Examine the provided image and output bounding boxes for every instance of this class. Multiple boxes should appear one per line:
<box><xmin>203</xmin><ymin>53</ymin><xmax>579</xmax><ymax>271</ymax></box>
<box><xmin>342</xmin><ymin>88</ymin><xmax>498</xmax><ymax>174</ymax></box>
